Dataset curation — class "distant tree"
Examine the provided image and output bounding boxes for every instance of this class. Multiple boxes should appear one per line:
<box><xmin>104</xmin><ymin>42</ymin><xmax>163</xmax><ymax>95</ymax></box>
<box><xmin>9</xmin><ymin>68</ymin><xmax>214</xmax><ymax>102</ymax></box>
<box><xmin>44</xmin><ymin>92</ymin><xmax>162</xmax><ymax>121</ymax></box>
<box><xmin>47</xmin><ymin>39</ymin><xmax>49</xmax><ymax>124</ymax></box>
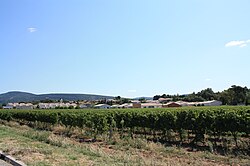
<box><xmin>152</xmin><ymin>85</ymin><xmax>249</xmax><ymax>105</ymax></box>
<box><xmin>97</xmin><ymin>99</ymin><xmax>107</xmax><ymax>104</ymax></box>
<box><xmin>139</xmin><ymin>97</ymin><xmax>146</xmax><ymax>103</ymax></box>
<box><xmin>218</xmin><ymin>91</ymin><xmax>229</xmax><ymax>105</ymax></box>
<box><xmin>40</xmin><ymin>99</ymin><xmax>55</xmax><ymax>103</ymax></box>
<box><xmin>246</xmin><ymin>91</ymin><xmax>250</xmax><ymax>105</ymax></box>
<box><xmin>121</xmin><ymin>98</ymin><xmax>131</xmax><ymax>104</ymax></box>
<box><xmin>153</xmin><ymin>94</ymin><xmax>173</xmax><ymax>100</ymax></box>
<box><xmin>107</xmin><ymin>100</ymin><xmax>113</xmax><ymax>106</ymax></box>
<box><xmin>218</xmin><ymin>85</ymin><xmax>248</xmax><ymax>105</ymax></box>
<box><xmin>197</xmin><ymin>88</ymin><xmax>217</xmax><ymax>101</ymax></box>
<box><xmin>153</xmin><ymin>95</ymin><xmax>161</xmax><ymax>100</ymax></box>
<box><xmin>112</xmin><ymin>96</ymin><xmax>131</xmax><ymax>104</ymax></box>
<box><xmin>115</xmin><ymin>96</ymin><xmax>121</xmax><ymax>100</ymax></box>
<box><xmin>161</xmin><ymin>94</ymin><xmax>167</xmax><ymax>98</ymax></box>
<box><xmin>231</xmin><ymin>85</ymin><xmax>247</xmax><ymax>104</ymax></box>
<box><xmin>172</xmin><ymin>94</ymin><xmax>181</xmax><ymax>101</ymax></box>
<box><xmin>183</xmin><ymin>92</ymin><xmax>204</xmax><ymax>102</ymax></box>
<box><xmin>31</xmin><ymin>101</ymin><xmax>39</xmax><ymax>105</ymax></box>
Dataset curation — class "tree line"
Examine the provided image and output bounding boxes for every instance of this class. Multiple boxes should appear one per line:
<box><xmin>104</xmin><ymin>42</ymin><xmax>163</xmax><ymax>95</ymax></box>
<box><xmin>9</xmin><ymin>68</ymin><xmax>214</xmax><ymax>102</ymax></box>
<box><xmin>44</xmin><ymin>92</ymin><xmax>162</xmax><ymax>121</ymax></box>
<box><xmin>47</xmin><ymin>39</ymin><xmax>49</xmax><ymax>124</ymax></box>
<box><xmin>153</xmin><ymin>85</ymin><xmax>250</xmax><ymax>105</ymax></box>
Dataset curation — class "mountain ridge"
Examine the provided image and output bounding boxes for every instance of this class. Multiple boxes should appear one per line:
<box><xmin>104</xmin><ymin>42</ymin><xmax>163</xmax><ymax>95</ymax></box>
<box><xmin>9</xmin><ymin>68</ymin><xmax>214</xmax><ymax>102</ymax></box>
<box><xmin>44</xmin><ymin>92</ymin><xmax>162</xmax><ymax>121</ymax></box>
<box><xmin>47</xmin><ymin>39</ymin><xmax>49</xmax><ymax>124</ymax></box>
<box><xmin>0</xmin><ymin>91</ymin><xmax>114</xmax><ymax>104</ymax></box>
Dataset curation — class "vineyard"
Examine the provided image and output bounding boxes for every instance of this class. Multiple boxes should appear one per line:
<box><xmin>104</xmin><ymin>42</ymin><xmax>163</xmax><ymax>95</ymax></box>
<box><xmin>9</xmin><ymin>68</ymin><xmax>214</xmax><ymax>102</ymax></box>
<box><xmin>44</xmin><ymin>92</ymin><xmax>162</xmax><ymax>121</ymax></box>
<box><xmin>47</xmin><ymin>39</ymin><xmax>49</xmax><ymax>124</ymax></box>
<box><xmin>0</xmin><ymin>106</ymin><xmax>249</xmax><ymax>154</ymax></box>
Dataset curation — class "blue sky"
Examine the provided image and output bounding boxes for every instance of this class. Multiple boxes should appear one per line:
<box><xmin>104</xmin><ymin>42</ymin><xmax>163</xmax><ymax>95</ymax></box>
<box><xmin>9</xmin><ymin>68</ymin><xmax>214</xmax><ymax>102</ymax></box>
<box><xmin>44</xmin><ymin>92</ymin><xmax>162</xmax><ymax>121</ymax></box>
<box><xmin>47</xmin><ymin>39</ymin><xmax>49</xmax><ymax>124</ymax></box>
<box><xmin>1</xmin><ymin>0</ymin><xmax>250</xmax><ymax>97</ymax></box>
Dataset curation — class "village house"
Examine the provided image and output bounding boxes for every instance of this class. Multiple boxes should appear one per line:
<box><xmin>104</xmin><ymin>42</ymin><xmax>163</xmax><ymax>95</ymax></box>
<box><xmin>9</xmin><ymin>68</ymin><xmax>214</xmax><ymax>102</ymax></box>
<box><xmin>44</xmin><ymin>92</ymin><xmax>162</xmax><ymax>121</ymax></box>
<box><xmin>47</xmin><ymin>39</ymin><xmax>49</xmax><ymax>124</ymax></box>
<box><xmin>141</xmin><ymin>103</ymin><xmax>162</xmax><ymax>108</ymax></box>
<box><xmin>111</xmin><ymin>104</ymin><xmax>119</xmax><ymax>109</ymax></box>
<box><xmin>110</xmin><ymin>103</ymin><xmax>133</xmax><ymax>109</ymax></box>
<box><xmin>16</xmin><ymin>103</ymin><xmax>34</xmax><ymax>109</ymax></box>
<box><xmin>132</xmin><ymin>102</ymin><xmax>162</xmax><ymax>108</ymax></box>
<box><xmin>6</xmin><ymin>103</ymin><xmax>18</xmax><ymax>108</ymax></box>
<box><xmin>163</xmin><ymin>100</ymin><xmax>222</xmax><ymax>107</ymax></box>
<box><xmin>175</xmin><ymin>101</ymin><xmax>190</xmax><ymax>106</ymax></box>
<box><xmin>2</xmin><ymin>99</ymin><xmax>223</xmax><ymax>110</ymax></box>
<box><xmin>132</xmin><ymin>101</ymin><xmax>142</xmax><ymax>108</ymax></box>
<box><xmin>163</xmin><ymin>102</ymin><xmax>182</xmax><ymax>107</ymax></box>
<box><xmin>39</xmin><ymin>102</ymin><xmax>77</xmax><ymax>109</ymax></box>
<box><xmin>78</xmin><ymin>103</ymin><xmax>92</xmax><ymax>109</ymax></box>
<box><xmin>4</xmin><ymin>103</ymin><xmax>34</xmax><ymax>109</ymax></box>
<box><xmin>3</xmin><ymin>105</ymin><xmax>13</xmax><ymax>109</ymax></box>
<box><xmin>158</xmin><ymin>98</ymin><xmax>173</xmax><ymax>103</ymax></box>
<box><xmin>94</xmin><ymin>104</ymin><xmax>111</xmax><ymax>109</ymax></box>
<box><xmin>118</xmin><ymin>103</ymin><xmax>133</xmax><ymax>108</ymax></box>
<box><xmin>198</xmin><ymin>100</ymin><xmax>222</xmax><ymax>106</ymax></box>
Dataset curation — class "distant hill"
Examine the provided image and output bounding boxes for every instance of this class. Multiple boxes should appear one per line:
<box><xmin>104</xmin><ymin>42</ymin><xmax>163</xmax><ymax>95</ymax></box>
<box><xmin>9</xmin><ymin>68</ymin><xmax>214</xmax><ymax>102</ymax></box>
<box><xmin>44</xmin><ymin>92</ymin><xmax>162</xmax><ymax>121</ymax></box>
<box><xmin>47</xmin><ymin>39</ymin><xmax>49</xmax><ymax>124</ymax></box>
<box><xmin>133</xmin><ymin>97</ymin><xmax>153</xmax><ymax>100</ymax></box>
<box><xmin>0</xmin><ymin>91</ymin><xmax>114</xmax><ymax>104</ymax></box>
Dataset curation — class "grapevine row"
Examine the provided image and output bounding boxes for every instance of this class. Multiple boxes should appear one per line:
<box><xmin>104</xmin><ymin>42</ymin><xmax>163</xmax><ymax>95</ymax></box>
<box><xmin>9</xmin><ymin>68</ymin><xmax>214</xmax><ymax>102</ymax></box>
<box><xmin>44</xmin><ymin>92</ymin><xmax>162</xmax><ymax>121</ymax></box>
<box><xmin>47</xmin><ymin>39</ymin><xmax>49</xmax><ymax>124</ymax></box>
<box><xmin>0</xmin><ymin>107</ymin><xmax>249</xmax><ymax>136</ymax></box>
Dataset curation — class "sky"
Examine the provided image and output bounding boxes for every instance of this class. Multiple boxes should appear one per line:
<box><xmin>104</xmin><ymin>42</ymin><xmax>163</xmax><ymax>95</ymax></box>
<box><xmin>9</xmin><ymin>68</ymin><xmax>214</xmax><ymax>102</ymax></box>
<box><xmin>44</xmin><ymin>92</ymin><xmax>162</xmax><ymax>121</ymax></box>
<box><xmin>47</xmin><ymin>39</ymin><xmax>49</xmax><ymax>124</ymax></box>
<box><xmin>1</xmin><ymin>0</ymin><xmax>250</xmax><ymax>98</ymax></box>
